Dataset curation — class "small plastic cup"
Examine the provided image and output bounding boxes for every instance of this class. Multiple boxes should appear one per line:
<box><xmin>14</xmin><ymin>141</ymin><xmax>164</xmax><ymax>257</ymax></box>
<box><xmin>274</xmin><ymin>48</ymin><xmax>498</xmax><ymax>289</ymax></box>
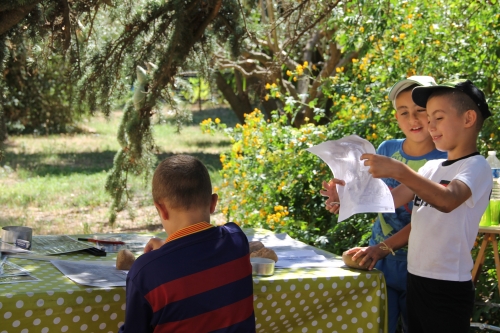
<box><xmin>480</xmin><ymin>202</ymin><xmax>491</xmax><ymax>227</ymax></box>
<box><xmin>490</xmin><ymin>200</ymin><xmax>500</xmax><ymax>226</ymax></box>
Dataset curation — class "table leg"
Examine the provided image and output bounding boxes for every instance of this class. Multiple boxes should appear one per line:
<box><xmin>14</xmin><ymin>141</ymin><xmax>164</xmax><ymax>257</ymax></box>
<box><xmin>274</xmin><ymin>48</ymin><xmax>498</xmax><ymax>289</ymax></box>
<box><xmin>491</xmin><ymin>236</ymin><xmax>500</xmax><ymax>296</ymax></box>
<box><xmin>472</xmin><ymin>234</ymin><xmax>491</xmax><ymax>284</ymax></box>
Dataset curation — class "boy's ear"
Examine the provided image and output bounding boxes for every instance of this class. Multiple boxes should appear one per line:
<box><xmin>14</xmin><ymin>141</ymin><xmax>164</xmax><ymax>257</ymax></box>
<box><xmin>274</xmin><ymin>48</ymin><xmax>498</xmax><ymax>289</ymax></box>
<box><xmin>209</xmin><ymin>193</ymin><xmax>218</xmax><ymax>214</ymax></box>
<box><xmin>154</xmin><ymin>201</ymin><xmax>169</xmax><ymax>221</ymax></box>
<box><xmin>463</xmin><ymin>109</ymin><xmax>477</xmax><ymax>128</ymax></box>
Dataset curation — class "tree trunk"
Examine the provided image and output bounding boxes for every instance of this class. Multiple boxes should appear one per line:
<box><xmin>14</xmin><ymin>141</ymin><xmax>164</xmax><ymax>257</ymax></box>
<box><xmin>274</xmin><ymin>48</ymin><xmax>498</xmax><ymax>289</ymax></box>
<box><xmin>214</xmin><ymin>71</ymin><xmax>252</xmax><ymax>123</ymax></box>
<box><xmin>0</xmin><ymin>111</ymin><xmax>7</xmax><ymax>142</ymax></box>
<box><xmin>0</xmin><ymin>3</ymin><xmax>39</xmax><ymax>36</ymax></box>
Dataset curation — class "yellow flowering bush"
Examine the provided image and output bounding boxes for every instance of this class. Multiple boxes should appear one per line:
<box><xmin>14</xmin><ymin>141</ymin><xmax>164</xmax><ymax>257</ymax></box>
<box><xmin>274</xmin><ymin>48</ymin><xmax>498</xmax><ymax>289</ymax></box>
<box><xmin>202</xmin><ymin>108</ymin><xmax>374</xmax><ymax>252</ymax></box>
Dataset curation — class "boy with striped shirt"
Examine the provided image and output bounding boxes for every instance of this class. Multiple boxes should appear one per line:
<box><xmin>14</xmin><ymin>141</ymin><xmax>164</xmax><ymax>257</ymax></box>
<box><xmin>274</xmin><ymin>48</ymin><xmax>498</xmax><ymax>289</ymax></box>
<box><xmin>119</xmin><ymin>155</ymin><xmax>255</xmax><ymax>333</ymax></box>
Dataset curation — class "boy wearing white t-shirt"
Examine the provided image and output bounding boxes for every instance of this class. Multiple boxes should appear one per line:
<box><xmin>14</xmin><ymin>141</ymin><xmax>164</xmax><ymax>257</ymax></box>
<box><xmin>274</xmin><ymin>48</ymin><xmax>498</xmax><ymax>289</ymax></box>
<box><xmin>324</xmin><ymin>79</ymin><xmax>492</xmax><ymax>332</ymax></box>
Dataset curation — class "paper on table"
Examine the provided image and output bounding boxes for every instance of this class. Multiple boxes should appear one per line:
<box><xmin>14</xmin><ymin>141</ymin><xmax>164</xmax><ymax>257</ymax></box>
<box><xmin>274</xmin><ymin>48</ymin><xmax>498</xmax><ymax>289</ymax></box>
<box><xmin>247</xmin><ymin>233</ymin><xmax>344</xmax><ymax>268</ymax></box>
<box><xmin>51</xmin><ymin>260</ymin><xmax>127</xmax><ymax>287</ymax></box>
<box><xmin>274</xmin><ymin>250</ymin><xmax>344</xmax><ymax>269</ymax></box>
<box><xmin>307</xmin><ymin>135</ymin><xmax>395</xmax><ymax>221</ymax></box>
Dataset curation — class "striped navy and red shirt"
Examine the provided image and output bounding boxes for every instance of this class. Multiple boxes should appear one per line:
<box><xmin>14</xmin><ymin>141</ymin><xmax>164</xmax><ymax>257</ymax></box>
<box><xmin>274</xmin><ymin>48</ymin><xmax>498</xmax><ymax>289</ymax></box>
<box><xmin>118</xmin><ymin>222</ymin><xmax>255</xmax><ymax>333</ymax></box>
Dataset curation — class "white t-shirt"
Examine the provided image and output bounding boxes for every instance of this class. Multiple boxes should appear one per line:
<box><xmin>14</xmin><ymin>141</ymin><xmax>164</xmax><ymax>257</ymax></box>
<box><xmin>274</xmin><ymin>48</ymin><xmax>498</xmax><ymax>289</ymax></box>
<box><xmin>407</xmin><ymin>154</ymin><xmax>492</xmax><ymax>281</ymax></box>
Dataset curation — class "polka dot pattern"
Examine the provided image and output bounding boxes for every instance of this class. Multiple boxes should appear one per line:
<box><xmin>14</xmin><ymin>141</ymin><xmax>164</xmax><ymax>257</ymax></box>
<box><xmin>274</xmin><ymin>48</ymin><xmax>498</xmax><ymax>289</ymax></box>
<box><xmin>0</xmin><ymin>252</ymin><xmax>126</xmax><ymax>333</ymax></box>
<box><xmin>1</xmin><ymin>231</ymin><xmax>387</xmax><ymax>332</ymax></box>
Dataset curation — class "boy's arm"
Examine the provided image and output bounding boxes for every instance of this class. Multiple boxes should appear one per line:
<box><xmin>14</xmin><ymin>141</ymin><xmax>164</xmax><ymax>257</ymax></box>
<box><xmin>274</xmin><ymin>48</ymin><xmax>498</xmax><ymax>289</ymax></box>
<box><xmin>119</xmin><ymin>278</ymin><xmax>154</xmax><ymax>333</ymax></box>
<box><xmin>322</xmin><ymin>178</ymin><xmax>414</xmax><ymax>213</ymax></box>
<box><xmin>351</xmin><ymin>223</ymin><xmax>411</xmax><ymax>270</ymax></box>
<box><xmin>144</xmin><ymin>237</ymin><xmax>165</xmax><ymax>253</ymax></box>
<box><xmin>362</xmin><ymin>153</ymin><xmax>472</xmax><ymax>213</ymax></box>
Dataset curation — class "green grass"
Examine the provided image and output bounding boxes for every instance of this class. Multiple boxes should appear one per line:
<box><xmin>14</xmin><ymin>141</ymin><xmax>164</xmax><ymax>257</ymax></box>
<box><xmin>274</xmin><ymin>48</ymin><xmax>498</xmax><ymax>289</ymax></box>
<box><xmin>0</xmin><ymin>105</ymin><xmax>237</xmax><ymax>234</ymax></box>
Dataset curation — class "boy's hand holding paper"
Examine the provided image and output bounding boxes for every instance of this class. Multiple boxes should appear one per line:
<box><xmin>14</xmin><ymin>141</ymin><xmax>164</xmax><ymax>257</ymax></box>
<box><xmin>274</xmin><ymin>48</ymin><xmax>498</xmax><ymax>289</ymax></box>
<box><xmin>307</xmin><ymin>135</ymin><xmax>395</xmax><ymax>221</ymax></box>
<box><xmin>360</xmin><ymin>153</ymin><xmax>407</xmax><ymax>179</ymax></box>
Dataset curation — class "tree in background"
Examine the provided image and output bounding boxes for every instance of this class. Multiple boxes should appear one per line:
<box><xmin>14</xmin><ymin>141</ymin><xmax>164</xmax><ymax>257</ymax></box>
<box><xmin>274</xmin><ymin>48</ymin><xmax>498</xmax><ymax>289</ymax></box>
<box><xmin>0</xmin><ymin>0</ymin><xmax>249</xmax><ymax>223</ymax></box>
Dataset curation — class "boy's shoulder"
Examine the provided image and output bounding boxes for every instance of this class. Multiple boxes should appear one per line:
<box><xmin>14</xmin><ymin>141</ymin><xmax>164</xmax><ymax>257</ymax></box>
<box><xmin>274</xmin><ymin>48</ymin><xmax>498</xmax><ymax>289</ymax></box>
<box><xmin>129</xmin><ymin>223</ymin><xmax>249</xmax><ymax>279</ymax></box>
<box><xmin>420</xmin><ymin>153</ymin><xmax>488</xmax><ymax>175</ymax></box>
<box><xmin>378</xmin><ymin>138</ymin><xmax>404</xmax><ymax>149</ymax></box>
<box><xmin>220</xmin><ymin>222</ymin><xmax>246</xmax><ymax>234</ymax></box>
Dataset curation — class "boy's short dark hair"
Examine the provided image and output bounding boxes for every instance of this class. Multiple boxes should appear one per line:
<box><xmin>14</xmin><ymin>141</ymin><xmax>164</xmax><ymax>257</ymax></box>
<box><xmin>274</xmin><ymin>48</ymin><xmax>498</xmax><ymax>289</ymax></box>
<box><xmin>412</xmin><ymin>79</ymin><xmax>491</xmax><ymax>129</ymax></box>
<box><xmin>428</xmin><ymin>89</ymin><xmax>485</xmax><ymax>129</ymax></box>
<box><xmin>152</xmin><ymin>155</ymin><xmax>212</xmax><ymax>209</ymax></box>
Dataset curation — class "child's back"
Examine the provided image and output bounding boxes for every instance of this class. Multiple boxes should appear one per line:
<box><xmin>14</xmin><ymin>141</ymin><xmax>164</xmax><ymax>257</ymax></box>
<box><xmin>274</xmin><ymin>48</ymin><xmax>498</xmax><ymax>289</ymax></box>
<box><xmin>119</xmin><ymin>155</ymin><xmax>256</xmax><ymax>333</ymax></box>
<box><xmin>123</xmin><ymin>223</ymin><xmax>254</xmax><ymax>332</ymax></box>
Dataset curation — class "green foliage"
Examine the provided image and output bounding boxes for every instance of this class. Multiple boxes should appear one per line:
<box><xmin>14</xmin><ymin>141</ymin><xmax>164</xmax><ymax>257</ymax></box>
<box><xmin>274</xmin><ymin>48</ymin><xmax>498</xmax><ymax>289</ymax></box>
<box><xmin>178</xmin><ymin>77</ymin><xmax>211</xmax><ymax>104</ymax></box>
<box><xmin>2</xmin><ymin>49</ymin><xmax>87</xmax><ymax>134</ymax></box>
<box><xmin>105</xmin><ymin>102</ymin><xmax>157</xmax><ymax>224</ymax></box>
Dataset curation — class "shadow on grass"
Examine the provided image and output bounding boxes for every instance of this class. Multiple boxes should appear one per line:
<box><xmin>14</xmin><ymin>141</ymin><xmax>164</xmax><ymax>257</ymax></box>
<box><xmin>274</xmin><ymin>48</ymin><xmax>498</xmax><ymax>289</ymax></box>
<box><xmin>192</xmin><ymin>106</ymin><xmax>240</xmax><ymax>128</ymax></box>
<box><xmin>2</xmin><ymin>150</ymin><xmax>222</xmax><ymax>177</ymax></box>
<box><xmin>157</xmin><ymin>152</ymin><xmax>222</xmax><ymax>172</ymax></box>
<box><xmin>2</xmin><ymin>150</ymin><xmax>116</xmax><ymax>176</ymax></box>
<box><xmin>163</xmin><ymin>105</ymin><xmax>240</xmax><ymax>128</ymax></box>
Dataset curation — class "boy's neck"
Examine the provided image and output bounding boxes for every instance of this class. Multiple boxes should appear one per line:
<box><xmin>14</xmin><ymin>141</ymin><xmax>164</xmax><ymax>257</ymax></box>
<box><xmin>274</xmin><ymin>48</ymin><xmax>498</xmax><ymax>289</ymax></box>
<box><xmin>402</xmin><ymin>137</ymin><xmax>437</xmax><ymax>157</ymax></box>
<box><xmin>446</xmin><ymin>140</ymin><xmax>479</xmax><ymax>161</ymax></box>
<box><xmin>163</xmin><ymin>209</ymin><xmax>212</xmax><ymax>236</ymax></box>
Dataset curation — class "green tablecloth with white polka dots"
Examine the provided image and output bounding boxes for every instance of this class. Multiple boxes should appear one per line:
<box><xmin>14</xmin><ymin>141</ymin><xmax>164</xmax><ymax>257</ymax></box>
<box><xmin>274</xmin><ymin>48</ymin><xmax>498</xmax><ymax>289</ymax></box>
<box><xmin>0</xmin><ymin>229</ymin><xmax>387</xmax><ymax>333</ymax></box>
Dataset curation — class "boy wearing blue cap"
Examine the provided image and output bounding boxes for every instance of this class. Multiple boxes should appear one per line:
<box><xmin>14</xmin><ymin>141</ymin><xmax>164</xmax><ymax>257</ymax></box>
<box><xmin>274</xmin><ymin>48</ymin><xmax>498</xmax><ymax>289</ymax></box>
<box><xmin>325</xmin><ymin>79</ymin><xmax>492</xmax><ymax>332</ymax></box>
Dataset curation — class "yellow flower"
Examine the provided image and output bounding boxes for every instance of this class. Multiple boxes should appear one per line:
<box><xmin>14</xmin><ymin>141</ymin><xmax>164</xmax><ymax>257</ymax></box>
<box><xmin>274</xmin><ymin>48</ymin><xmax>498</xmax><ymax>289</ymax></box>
<box><xmin>293</xmin><ymin>76</ymin><xmax>297</xmax><ymax>82</ymax></box>
<box><xmin>312</xmin><ymin>64</ymin><xmax>317</xmax><ymax>70</ymax></box>
<box><xmin>286</xmin><ymin>70</ymin><xmax>292</xmax><ymax>76</ymax></box>
<box><xmin>303</xmin><ymin>61</ymin><xmax>309</xmax><ymax>67</ymax></box>
<box><xmin>491</xmin><ymin>133</ymin><xmax>495</xmax><ymax>139</ymax></box>
<box><xmin>359</xmin><ymin>26</ymin><xmax>365</xmax><ymax>33</ymax></box>
<box><xmin>372</xmin><ymin>124</ymin><xmax>376</xmax><ymax>129</ymax></box>
<box><xmin>304</xmin><ymin>117</ymin><xmax>309</xmax><ymax>122</ymax></box>
<box><xmin>372</xmin><ymin>133</ymin><xmax>378</xmax><ymax>139</ymax></box>
<box><xmin>352</xmin><ymin>58</ymin><xmax>359</xmax><ymax>63</ymax></box>
<box><xmin>296</xmin><ymin>64</ymin><xmax>304</xmax><ymax>75</ymax></box>
<box><xmin>215</xmin><ymin>118</ymin><xmax>220</xmax><ymax>124</ymax></box>
<box><xmin>369</xmin><ymin>35</ymin><xmax>374</xmax><ymax>41</ymax></box>
<box><xmin>265</xmin><ymin>94</ymin><xmax>270</xmax><ymax>101</ymax></box>
<box><xmin>271</xmin><ymin>83</ymin><xmax>277</xmax><ymax>88</ymax></box>
<box><xmin>275</xmin><ymin>92</ymin><xmax>280</xmax><ymax>98</ymax></box>
<box><xmin>265</xmin><ymin>83</ymin><xmax>271</xmax><ymax>89</ymax></box>
<box><xmin>213</xmin><ymin>186</ymin><xmax>219</xmax><ymax>192</ymax></box>
<box><xmin>400</xmin><ymin>33</ymin><xmax>406</xmax><ymax>39</ymax></box>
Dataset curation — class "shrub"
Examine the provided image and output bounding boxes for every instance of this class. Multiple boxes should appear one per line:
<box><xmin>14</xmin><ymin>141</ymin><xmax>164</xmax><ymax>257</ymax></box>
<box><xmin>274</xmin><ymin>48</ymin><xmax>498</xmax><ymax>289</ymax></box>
<box><xmin>202</xmin><ymin>109</ymin><xmax>377</xmax><ymax>254</ymax></box>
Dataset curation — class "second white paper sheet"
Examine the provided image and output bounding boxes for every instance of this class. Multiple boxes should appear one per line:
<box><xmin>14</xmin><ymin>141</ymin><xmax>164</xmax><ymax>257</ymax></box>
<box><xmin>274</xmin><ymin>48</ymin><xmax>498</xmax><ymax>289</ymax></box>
<box><xmin>307</xmin><ymin>135</ymin><xmax>395</xmax><ymax>221</ymax></box>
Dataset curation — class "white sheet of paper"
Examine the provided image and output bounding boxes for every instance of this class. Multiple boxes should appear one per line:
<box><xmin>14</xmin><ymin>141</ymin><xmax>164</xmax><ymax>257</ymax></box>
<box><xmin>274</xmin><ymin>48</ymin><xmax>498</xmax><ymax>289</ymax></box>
<box><xmin>51</xmin><ymin>260</ymin><xmax>127</xmax><ymax>287</ymax></box>
<box><xmin>307</xmin><ymin>135</ymin><xmax>395</xmax><ymax>221</ymax></box>
<box><xmin>274</xmin><ymin>250</ymin><xmax>344</xmax><ymax>268</ymax></box>
<box><xmin>247</xmin><ymin>233</ymin><xmax>344</xmax><ymax>268</ymax></box>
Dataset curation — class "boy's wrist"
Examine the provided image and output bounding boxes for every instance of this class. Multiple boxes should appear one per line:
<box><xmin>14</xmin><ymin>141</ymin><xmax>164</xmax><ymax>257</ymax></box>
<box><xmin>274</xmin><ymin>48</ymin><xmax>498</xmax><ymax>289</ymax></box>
<box><xmin>379</xmin><ymin>242</ymin><xmax>395</xmax><ymax>256</ymax></box>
